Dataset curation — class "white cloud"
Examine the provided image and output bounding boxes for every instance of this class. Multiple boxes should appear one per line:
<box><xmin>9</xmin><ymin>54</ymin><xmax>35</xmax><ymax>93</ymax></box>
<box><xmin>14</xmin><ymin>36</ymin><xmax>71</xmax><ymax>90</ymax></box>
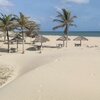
<box><xmin>0</xmin><ymin>0</ymin><xmax>13</xmax><ymax>7</ymax></box>
<box><xmin>65</xmin><ymin>0</ymin><xmax>90</xmax><ymax>4</ymax></box>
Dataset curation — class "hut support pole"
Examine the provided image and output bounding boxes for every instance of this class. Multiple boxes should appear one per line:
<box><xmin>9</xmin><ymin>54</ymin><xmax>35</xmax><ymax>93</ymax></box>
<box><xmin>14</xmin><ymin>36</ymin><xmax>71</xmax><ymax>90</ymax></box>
<box><xmin>80</xmin><ymin>40</ymin><xmax>82</xmax><ymax>46</ymax></box>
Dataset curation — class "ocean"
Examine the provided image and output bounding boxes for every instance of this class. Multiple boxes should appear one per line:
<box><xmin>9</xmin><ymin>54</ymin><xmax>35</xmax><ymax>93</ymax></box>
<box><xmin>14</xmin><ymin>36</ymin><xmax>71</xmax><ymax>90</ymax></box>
<box><xmin>40</xmin><ymin>31</ymin><xmax>100</xmax><ymax>37</ymax></box>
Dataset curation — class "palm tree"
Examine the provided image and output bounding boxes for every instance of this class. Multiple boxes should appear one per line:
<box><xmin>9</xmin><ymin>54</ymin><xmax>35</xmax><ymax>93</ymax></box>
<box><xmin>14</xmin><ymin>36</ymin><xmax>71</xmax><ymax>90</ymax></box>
<box><xmin>14</xmin><ymin>12</ymin><xmax>40</xmax><ymax>54</ymax></box>
<box><xmin>53</xmin><ymin>9</ymin><xmax>77</xmax><ymax>47</ymax></box>
<box><xmin>14</xmin><ymin>12</ymin><xmax>32</xmax><ymax>54</ymax></box>
<box><xmin>0</xmin><ymin>13</ymin><xmax>16</xmax><ymax>52</ymax></box>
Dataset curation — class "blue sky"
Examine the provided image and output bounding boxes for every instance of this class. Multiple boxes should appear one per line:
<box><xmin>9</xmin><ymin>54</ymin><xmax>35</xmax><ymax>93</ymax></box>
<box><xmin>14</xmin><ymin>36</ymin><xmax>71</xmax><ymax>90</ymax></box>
<box><xmin>0</xmin><ymin>0</ymin><xmax>100</xmax><ymax>31</ymax></box>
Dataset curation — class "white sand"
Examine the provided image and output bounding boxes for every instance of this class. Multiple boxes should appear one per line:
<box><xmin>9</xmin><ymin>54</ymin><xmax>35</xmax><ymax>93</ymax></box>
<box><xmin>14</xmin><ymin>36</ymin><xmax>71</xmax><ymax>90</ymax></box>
<box><xmin>0</xmin><ymin>35</ymin><xmax>100</xmax><ymax>100</ymax></box>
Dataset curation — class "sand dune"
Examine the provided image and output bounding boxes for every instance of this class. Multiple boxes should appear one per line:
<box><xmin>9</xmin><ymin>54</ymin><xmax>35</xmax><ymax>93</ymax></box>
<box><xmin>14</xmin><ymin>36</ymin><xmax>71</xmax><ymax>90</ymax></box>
<box><xmin>0</xmin><ymin>35</ymin><xmax>100</xmax><ymax>100</ymax></box>
<box><xmin>0</xmin><ymin>49</ymin><xmax>62</xmax><ymax>88</ymax></box>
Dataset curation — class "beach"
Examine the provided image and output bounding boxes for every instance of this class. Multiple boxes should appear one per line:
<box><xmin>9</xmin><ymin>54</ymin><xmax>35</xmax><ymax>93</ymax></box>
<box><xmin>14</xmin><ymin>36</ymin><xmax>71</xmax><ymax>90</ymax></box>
<box><xmin>0</xmin><ymin>35</ymin><xmax>100</xmax><ymax>100</ymax></box>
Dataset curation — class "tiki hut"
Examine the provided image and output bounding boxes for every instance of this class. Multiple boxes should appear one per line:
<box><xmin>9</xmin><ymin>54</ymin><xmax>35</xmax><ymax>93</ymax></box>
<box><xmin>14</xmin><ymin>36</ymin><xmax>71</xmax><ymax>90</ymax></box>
<box><xmin>10</xmin><ymin>35</ymin><xmax>23</xmax><ymax>51</ymax></box>
<box><xmin>73</xmin><ymin>36</ymin><xmax>88</xmax><ymax>46</ymax></box>
<box><xmin>56</xmin><ymin>35</ymin><xmax>71</xmax><ymax>46</ymax></box>
<box><xmin>33</xmin><ymin>35</ymin><xmax>49</xmax><ymax>47</ymax></box>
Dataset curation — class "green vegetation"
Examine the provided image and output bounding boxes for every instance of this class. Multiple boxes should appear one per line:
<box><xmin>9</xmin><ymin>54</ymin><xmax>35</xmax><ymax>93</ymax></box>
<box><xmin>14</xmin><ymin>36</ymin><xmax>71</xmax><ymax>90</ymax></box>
<box><xmin>0</xmin><ymin>12</ymin><xmax>39</xmax><ymax>53</ymax></box>
<box><xmin>0</xmin><ymin>13</ymin><xmax>16</xmax><ymax>52</ymax></box>
<box><xmin>53</xmin><ymin>9</ymin><xmax>77</xmax><ymax>47</ymax></box>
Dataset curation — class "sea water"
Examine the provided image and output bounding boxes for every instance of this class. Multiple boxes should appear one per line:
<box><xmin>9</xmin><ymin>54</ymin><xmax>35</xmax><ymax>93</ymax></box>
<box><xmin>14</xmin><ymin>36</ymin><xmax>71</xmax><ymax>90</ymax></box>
<box><xmin>40</xmin><ymin>31</ymin><xmax>100</xmax><ymax>37</ymax></box>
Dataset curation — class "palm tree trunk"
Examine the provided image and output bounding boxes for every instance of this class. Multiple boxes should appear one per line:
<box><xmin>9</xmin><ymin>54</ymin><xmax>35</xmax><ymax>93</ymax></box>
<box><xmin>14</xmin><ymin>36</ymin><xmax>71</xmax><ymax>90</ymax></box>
<box><xmin>17</xmin><ymin>40</ymin><xmax>18</xmax><ymax>52</ymax></box>
<box><xmin>6</xmin><ymin>30</ymin><xmax>10</xmax><ymax>53</ymax></box>
<box><xmin>66</xmin><ymin>35</ymin><xmax>68</xmax><ymax>47</ymax></box>
<box><xmin>64</xmin><ymin>25</ymin><xmax>69</xmax><ymax>47</ymax></box>
<box><xmin>63</xmin><ymin>41</ymin><xmax>65</xmax><ymax>47</ymax></box>
<box><xmin>22</xmin><ymin>27</ymin><xmax>25</xmax><ymax>54</ymax></box>
<box><xmin>80</xmin><ymin>40</ymin><xmax>82</xmax><ymax>46</ymax></box>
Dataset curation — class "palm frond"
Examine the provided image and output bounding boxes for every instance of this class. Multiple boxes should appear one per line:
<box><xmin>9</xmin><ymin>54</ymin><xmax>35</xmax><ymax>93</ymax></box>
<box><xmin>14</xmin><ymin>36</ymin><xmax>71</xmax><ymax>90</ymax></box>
<box><xmin>56</xmin><ymin>11</ymin><xmax>65</xmax><ymax>20</ymax></box>
<box><xmin>69</xmin><ymin>24</ymin><xmax>77</xmax><ymax>27</ymax></box>
<box><xmin>62</xmin><ymin>9</ymin><xmax>68</xmax><ymax>20</ymax></box>
<box><xmin>53</xmin><ymin>19</ymin><xmax>64</xmax><ymax>23</ymax></box>
<box><xmin>53</xmin><ymin>24</ymin><xmax>65</xmax><ymax>30</ymax></box>
<box><xmin>70</xmin><ymin>16</ymin><xmax>77</xmax><ymax>21</ymax></box>
<box><xmin>62</xmin><ymin>9</ymin><xmax>71</xmax><ymax>20</ymax></box>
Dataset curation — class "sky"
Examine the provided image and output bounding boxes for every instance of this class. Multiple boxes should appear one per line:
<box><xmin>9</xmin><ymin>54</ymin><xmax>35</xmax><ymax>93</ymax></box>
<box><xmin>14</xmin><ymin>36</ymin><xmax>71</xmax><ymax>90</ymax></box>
<box><xmin>0</xmin><ymin>0</ymin><xmax>100</xmax><ymax>31</ymax></box>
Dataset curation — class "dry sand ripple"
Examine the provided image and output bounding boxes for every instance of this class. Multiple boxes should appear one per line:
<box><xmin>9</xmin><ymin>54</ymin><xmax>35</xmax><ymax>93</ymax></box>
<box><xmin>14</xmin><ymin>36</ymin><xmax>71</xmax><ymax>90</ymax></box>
<box><xmin>0</xmin><ymin>50</ymin><xmax>63</xmax><ymax>88</ymax></box>
<box><xmin>0</xmin><ymin>64</ymin><xmax>16</xmax><ymax>88</ymax></box>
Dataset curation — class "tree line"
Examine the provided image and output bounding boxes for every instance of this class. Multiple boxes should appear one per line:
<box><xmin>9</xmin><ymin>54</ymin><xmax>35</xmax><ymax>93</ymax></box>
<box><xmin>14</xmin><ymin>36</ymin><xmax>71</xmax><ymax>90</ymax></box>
<box><xmin>0</xmin><ymin>12</ymin><xmax>39</xmax><ymax>53</ymax></box>
<box><xmin>0</xmin><ymin>9</ymin><xmax>76</xmax><ymax>53</ymax></box>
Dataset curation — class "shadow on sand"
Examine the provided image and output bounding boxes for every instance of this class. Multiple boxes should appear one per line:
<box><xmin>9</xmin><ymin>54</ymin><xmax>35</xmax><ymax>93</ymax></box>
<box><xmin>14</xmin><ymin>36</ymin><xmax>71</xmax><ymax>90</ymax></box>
<box><xmin>0</xmin><ymin>48</ymin><xmax>8</xmax><ymax>53</ymax></box>
<box><xmin>26</xmin><ymin>45</ymin><xmax>60</xmax><ymax>51</ymax></box>
<box><xmin>42</xmin><ymin>45</ymin><xmax>58</xmax><ymax>48</ymax></box>
<box><xmin>26</xmin><ymin>47</ymin><xmax>38</xmax><ymax>51</ymax></box>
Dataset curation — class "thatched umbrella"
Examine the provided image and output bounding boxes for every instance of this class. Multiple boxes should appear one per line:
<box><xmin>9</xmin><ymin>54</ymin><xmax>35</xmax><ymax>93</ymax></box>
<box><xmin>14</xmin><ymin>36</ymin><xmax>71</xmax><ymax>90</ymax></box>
<box><xmin>33</xmin><ymin>35</ymin><xmax>49</xmax><ymax>47</ymax></box>
<box><xmin>56</xmin><ymin>35</ymin><xmax>71</xmax><ymax>46</ymax></box>
<box><xmin>10</xmin><ymin>36</ymin><xmax>23</xmax><ymax>51</ymax></box>
<box><xmin>73</xmin><ymin>36</ymin><xmax>88</xmax><ymax>46</ymax></box>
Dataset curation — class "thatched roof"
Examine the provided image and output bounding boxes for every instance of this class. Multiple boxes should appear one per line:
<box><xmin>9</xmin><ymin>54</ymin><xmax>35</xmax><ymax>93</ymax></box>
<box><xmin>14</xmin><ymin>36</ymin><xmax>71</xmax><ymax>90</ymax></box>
<box><xmin>56</xmin><ymin>35</ymin><xmax>71</xmax><ymax>41</ymax></box>
<box><xmin>33</xmin><ymin>35</ymin><xmax>49</xmax><ymax>43</ymax></box>
<box><xmin>73</xmin><ymin>36</ymin><xmax>88</xmax><ymax>41</ymax></box>
<box><xmin>10</xmin><ymin>36</ymin><xmax>23</xmax><ymax>42</ymax></box>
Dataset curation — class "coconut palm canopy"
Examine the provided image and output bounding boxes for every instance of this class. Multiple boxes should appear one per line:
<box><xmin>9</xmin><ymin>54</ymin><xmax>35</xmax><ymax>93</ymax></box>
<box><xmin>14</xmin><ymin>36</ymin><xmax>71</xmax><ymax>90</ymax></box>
<box><xmin>25</xmin><ymin>31</ymin><xmax>38</xmax><ymax>38</ymax></box>
<box><xmin>53</xmin><ymin>9</ymin><xmax>77</xmax><ymax>35</ymax></box>
<box><xmin>53</xmin><ymin>9</ymin><xmax>77</xmax><ymax>47</ymax></box>
<box><xmin>56</xmin><ymin>35</ymin><xmax>71</xmax><ymax>41</ymax></box>
<box><xmin>0</xmin><ymin>13</ymin><xmax>17</xmax><ymax>52</ymax></box>
<box><xmin>13</xmin><ymin>12</ymin><xmax>40</xmax><ymax>54</ymax></box>
<box><xmin>0</xmin><ymin>12</ymin><xmax>39</xmax><ymax>53</ymax></box>
<box><xmin>33</xmin><ymin>35</ymin><xmax>49</xmax><ymax>43</ymax></box>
